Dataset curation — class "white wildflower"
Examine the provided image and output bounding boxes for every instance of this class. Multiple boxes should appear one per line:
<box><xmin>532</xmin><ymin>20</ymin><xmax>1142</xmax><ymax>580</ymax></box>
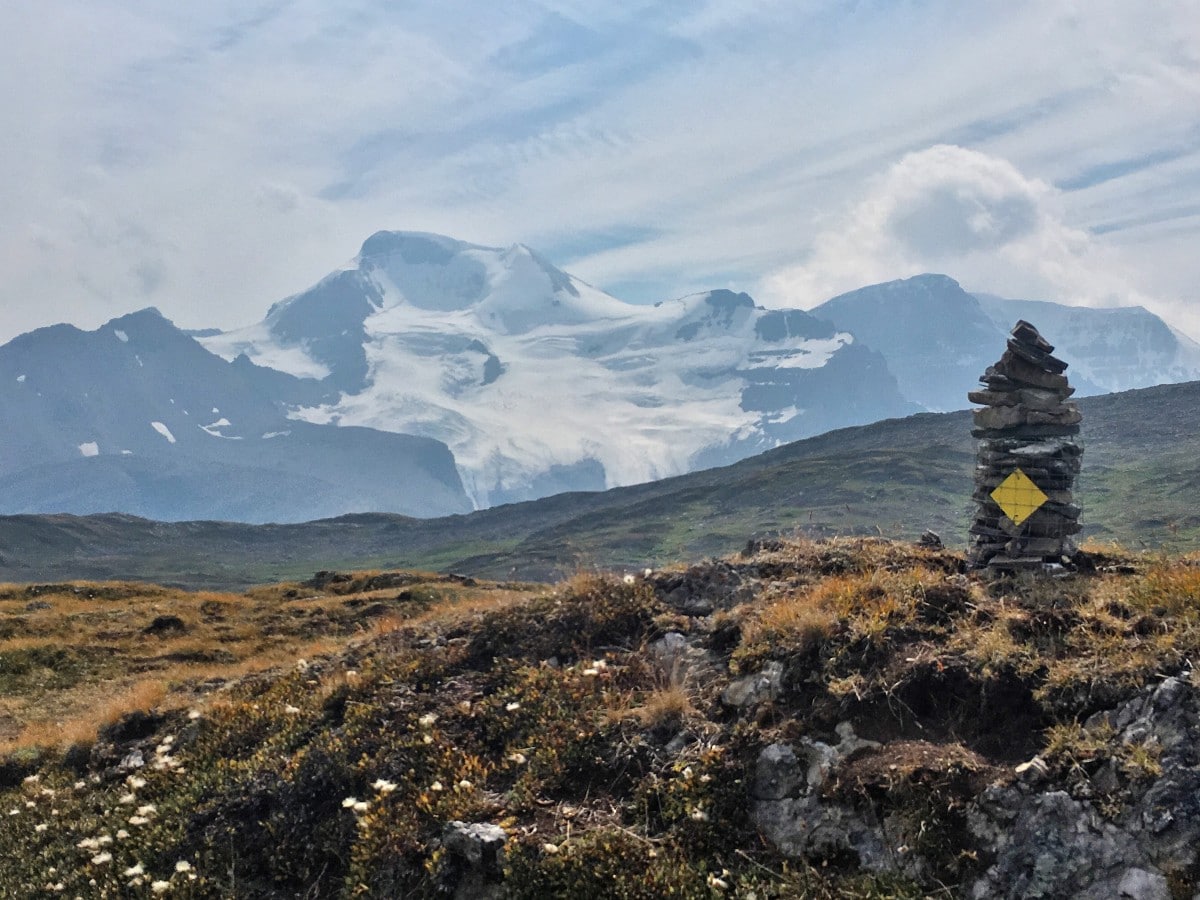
<box><xmin>541</xmin><ymin>843</ymin><xmax>560</xmax><ymax>854</ymax></box>
<box><xmin>457</xmin><ymin>779</ymin><xmax>472</xmax><ymax>790</ymax></box>
<box><xmin>707</xmin><ymin>874</ymin><xmax>729</xmax><ymax>890</ymax></box>
<box><xmin>23</xmin><ymin>774</ymin><xmax>39</xmax><ymax>784</ymax></box>
<box><xmin>128</xmin><ymin>815</ymin><xmax>150</xmax><ymax>826</ymax></box>
<box><xmin>34</xmin><ymin>823</ymin><xmax>48</xmax><ymax>832</ymax></box>
<box><xmin>372</xmin><ymin>779</ymin><xmax>397</xmax><ymax>794</ymax></box>
<box><xmin>582</xmin><ymin>667</ymin><xmax>599</xmax><ymax>677</ymax></box>
<box><xmin>77</xmin><ymin>837</ymin><xmax>101</xmax><ymax>850</ymax></box>
<box><xmin>135</xmin><ymin>804</ymin><xmax>157</xmax><ymax>817</ymax></box>
<box><xmin>689</xmin><ymin>808</ymin><xmax>710</xmax><ymax>822</ymax></box>
<box><xmin>7</xmin><ymin>809</ymin><xmax>18</xmax><ymax>816</ymax></box>
<box><xmin>341</xmin><ymin>797</ymin><xmax>359</xmax><ymax>808</ymax></box>
<box><xmin>429</xmin><ymin>781</ymin><xmax>444</xmax><ymax>792</ymax></box>
<box><xmin>352</xmin><ymin>801</ymin><xmax>369</xmax><ymax>814</ymax></box>
<box><xmin>174</xmin><ymin>860</ymin><xmax>192</xmax><ymax>874</ymax></box>
<box><xmin>91</xmin><ymin>852</ymin><xmax>112</xmax><ymax>865</ymax></box>
<box><xmin>508</xmin><ymin>752</ymin><xmax>527</xmax><ymax>765</ymax></box>
<box><xmin>24</xmin><ymin>800</ymin><xmax>35</xmax><ymax>808</ymax></box>
<box><xmin>422</xmin><ymin>734</ymin><xmax>433</xmax><ymax>745</ymax></box>
<box><xmin>97</xmin><ymin>835</ymin><xmax>113</xmax><ymax>846</ymax></box>
<box><xmin>119</xmin><ymin>793</ymin><xmax>137</xmax><ymax>804</ymax></box>
<box><xmin>127</xmin><ymin>776</ymin><xmax>147</xmax><ymax>789</ymax></box>
<box><xmin>187</xmin><ymin>709</ymin><xmax>201</xmax><ymax>720</ymax></box>
<box><xmin>74</xmin><ymin>780</ymin><xmax>86</xmax><ymax>790</ymax></box>
<box><xmin>295</xmin><ymin>659</ymin><xmax>309</xmax><ymax>671</ymax></box>
<box><xmin>284</xmin><ymin>705</ymin><xmax>301</xmax><ymax>715</ymax></box>
<box><xmin>644</xmin><ymin>568</ymin><xmax>653</xmax><ymax>578</ymax></box>
<box><xmin>505</xmin><ymin>702</ymin><xmax>521</xmax><ymax>712</ymax></box>
<box><xmin>150</xmin><ymin>881</ymin><xmax>171</xmax><ymax>894</ymax></box>
<box><xmin>418</xmin><ymin>713</ymin><xmax>437</xmax><ymax>728</ymax></box>
<box><xmin>40</xmin><ymin>787</ymin><xmax>56</xmax><ymax>797</ymax></box>
<box><xmin>123</xmin><ymin>863</ymin><xmax>144</xmax><ymax>877</ymax></box>
<box><xmin>623</xmin><ymin>574</ymin><xmax>636</xmax><ymax>584</ymax></box>
<box><xmin>116</xmin><ymin>829</ymin><xmax>130</xmax><ymax>839</ymax></box>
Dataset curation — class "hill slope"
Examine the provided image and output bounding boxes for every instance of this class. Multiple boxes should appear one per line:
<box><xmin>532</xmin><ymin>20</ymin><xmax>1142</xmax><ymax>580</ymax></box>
<box><xmin>0</xmin><ymin>541</ymin><xmax>1198</xmax><ymax>897</ymax></box>
<box><xmin>1</xmin><ymin>380</ymin><xmax>1199</xmax><ymax>587</ymax></box>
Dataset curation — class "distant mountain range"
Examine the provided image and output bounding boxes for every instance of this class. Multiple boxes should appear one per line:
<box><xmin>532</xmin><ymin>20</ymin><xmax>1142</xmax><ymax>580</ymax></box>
<box><xmin>1</xmin><ymin>230</ymin><xmax>1198</xmax><ymax>522</ymax></box>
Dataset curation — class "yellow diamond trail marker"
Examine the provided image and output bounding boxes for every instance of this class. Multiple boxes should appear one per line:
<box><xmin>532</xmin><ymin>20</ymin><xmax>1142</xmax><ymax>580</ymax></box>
<box><xmin>990</xmin><ymin>468</ymin><xmax>1048</xmax><ymax>527</ymax></box>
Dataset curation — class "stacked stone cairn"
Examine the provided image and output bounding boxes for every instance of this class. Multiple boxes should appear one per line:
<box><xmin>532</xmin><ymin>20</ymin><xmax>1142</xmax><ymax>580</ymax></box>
<box><xmin>967</xmin><ymin>320</ymin><xmax>1083</xmax><ymax>572</ymax></box>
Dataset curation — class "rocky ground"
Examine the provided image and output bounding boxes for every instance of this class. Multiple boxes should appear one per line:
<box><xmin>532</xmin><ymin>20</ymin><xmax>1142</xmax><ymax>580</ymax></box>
<box><xmin>0</xmin><ymin>537</ymin><xmax>1197</xmax><ymax>898</ymax></box>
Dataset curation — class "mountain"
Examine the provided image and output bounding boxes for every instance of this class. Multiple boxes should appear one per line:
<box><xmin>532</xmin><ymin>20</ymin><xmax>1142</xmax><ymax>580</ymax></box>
<box><xmin>0</xmin><ymin>309</ymin><xmax>471</xmax><ymax>522</ymax></box>
<box><xmin>4</xmin><ymin>378</ymin><xmax>1200</xmax><ymax>588</ymax></box>
<box><xmin>202</xmin><ymin>231</ymin><xmax>916</xmax><ymax>507</ymax></box>
<box><xmin>811</xmin><ymin>274</ymin><xmax>1200</xmax><ymax>410</ymax></box>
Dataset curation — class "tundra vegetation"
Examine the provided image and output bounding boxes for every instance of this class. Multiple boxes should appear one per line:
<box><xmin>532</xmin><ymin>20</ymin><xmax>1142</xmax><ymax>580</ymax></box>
<box><xmin>0</xmin><ymin>538</ymin><xmax>1194</xmax><ymax>897</ymax></box>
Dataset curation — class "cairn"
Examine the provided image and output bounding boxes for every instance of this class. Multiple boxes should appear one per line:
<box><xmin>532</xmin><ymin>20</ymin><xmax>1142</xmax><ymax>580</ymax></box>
<box><xmin>967</xmin><ymin>320</ymin><xmax>1082</xmax><ymax>572</ymax></box>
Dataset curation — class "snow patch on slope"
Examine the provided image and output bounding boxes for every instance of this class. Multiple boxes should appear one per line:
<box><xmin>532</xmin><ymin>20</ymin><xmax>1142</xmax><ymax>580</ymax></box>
<box><xmin>150</xmin><ymin>421</ymin><xmax>176</xmax><ymax>444</ymax></box>
<box><xmin>200</xmin><ymin>323</ymin><xmax>330</xmax><ymax>379</ymax></box>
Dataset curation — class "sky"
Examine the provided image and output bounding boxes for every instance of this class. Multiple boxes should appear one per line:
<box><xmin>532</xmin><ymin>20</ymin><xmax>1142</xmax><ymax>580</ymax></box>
<box><xmin>2</xmin><ymin>0</ymin><xmax>1199</xmax><ymax>343</ymax></box>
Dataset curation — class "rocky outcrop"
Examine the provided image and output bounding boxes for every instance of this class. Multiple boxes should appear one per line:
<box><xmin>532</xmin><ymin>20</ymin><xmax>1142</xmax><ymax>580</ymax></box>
<box><xmin>967</xmin><ymin>673</ymin><xmax>1200</xmax><ymax>899</ymax></box>
<box><xmin>750</xmin><ymin>673</ymin><xmax>1200</xmax><ymax>898</ymax></box>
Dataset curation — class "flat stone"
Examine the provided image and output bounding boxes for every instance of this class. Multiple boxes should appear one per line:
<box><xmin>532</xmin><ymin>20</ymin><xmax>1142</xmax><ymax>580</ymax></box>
<box><xmin>968</xmin><ymin>389</ymin><xmax>1019</xmax><ymax>407</ymax></box>
<box><xmin>1006</xmin><ymin>338</ymin><xmax>1069</xmax><ymax>374</ymax></box>
<box><xmin>992</xmin><ymin>352</ymin><xmax>1071</xmax><ymax>390</ymax></box>
<box><xmin>1011</xmin><ymin>319</ymin><xmax>1054</xmax><ymax>352</ymax></box>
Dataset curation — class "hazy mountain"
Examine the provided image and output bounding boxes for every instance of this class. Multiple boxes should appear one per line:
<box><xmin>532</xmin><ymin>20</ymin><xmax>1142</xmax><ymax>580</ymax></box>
<box><xmin>7</xmin><ymin>235</ymin><xmax>1200</xmax><ymax>522</ymax></box>
<box><xmin>202</xmin><ymin>231</ymin><xmax>916</xmax><ymax>507</ymax></box>
<box><xmin>972</xmin><ymin>292</ymin><xmax>1200</xmax><ymax>393</ymax></box>
<box><xmin>0</xmin><ymin>309</ymin><xmax>471</xmax><ymax>522</ymax></box>
<box><xmin>811</xmin><ymin>274</ymin><xmax>1200</xmax><ymax>410</ymax></box>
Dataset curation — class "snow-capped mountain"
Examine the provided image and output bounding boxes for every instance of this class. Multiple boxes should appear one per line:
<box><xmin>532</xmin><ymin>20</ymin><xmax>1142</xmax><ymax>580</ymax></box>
<box><xmin>202</xmin><ymin>232</ymin><xmax>915</xmax><ymax>507</ymax></box>
<box><xmin>0</xmin><ymin>309</ymin><xmax>470</xmax><ymax>522</ymax></box>
<box><xmin>811</xmin><ymin>274</ymin><xmax>1200</xmax><ymax>411</ymax></box>
<box><xmin>6</xmin><ymin>231</ymin><xmax>1198</xmax><ymax>523</ymax></box>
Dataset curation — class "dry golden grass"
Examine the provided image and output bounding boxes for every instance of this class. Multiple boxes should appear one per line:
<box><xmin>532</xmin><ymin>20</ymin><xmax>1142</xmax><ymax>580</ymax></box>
<box><xmin>632</xmin><ymin>683</ymin><xmax>696</xmax><ymax>728</ymax></box>
<box><xmin>0</xmin><ymin>572</ymin><xmax>545</xmax><ymax>755</ymax></box>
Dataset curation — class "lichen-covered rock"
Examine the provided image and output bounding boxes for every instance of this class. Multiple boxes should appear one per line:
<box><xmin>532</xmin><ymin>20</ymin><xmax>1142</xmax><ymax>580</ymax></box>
<box><xmin>750</xmin><ymin>727</ymin><xmax>892</xmax><ymax>871</ymax></box>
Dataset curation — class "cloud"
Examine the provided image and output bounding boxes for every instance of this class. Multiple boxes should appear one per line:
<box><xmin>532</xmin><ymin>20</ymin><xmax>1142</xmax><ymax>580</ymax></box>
<box><xmin>0</xmin><ymin>1</ymin><xmax>1198</xmax><ymax>341</ymax></box>
<box><xmin>759</xmin><ymin>145</ymin><xmax>1157</xmax><ymax>313</ymax></box>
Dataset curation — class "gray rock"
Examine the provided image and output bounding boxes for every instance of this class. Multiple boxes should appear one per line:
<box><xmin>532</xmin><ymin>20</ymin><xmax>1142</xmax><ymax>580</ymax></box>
<box><xmin>721</xmin><ymin>661</ymin><xmax>783</xmax><ymax>708</ymax></box>
<box><xmin>441</xmin><ymin>821</ymin><xmax>507</xmax><ymax>900</ymax></box>
<box><xmin>752</xmin><ymin>743</ymin><xmax>804</xmax><ymax>801</ymax></box>
<box><xmin>1117</xmin><ymin>868</ymin><xmax>1170</xmax><ymax>900</ymax></box>
<box><xmin>970</xmin><ymin>675</ymin><xmax>1200</xmax><ymax>898</ymax></box>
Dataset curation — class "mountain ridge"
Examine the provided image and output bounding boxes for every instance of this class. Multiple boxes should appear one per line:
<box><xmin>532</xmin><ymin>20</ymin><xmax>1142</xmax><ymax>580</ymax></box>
<box><xmin>3</xmin><ymin>378</ymin><xmax>1199</xmax><ymax>588</ymax></box>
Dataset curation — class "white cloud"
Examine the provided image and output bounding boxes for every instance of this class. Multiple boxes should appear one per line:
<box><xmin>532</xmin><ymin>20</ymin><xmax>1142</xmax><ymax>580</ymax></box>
<box><xmin>758</xmin><ymin>145</ymin><xmax>1183</xmax><ymax>332</ymax></box>
<box><xmin>0</xmin><ymin>0</ymin><xmax>1197</xmax><ymax>341</ymax></box>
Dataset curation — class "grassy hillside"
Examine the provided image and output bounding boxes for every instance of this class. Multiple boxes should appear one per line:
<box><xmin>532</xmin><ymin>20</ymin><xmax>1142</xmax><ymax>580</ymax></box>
<box><xmin>1</xmin><ymin>381</ymin><xmax>1199</xmax><ymax>588</ymax></box>
<box><xmin>0</xmin><ymin>538</ymin><xmax>1196</xmax><ymax>896</ymax></box>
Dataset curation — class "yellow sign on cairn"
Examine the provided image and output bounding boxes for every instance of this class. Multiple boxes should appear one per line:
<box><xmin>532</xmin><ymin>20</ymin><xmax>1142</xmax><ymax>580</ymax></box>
<box><xmin>990</xmin><ymin>468</ymin><xmax>1048</xmax><ymax>527</ymax></box>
